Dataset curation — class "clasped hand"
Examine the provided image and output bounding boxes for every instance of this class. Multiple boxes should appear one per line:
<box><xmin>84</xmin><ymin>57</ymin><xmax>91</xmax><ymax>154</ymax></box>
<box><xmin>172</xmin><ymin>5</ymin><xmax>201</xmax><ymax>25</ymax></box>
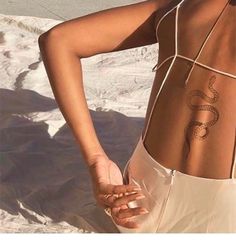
<box><xmin>88</xmin><ymin>154</ymin><xmax>149</xmax><ymax>229</ymax></box>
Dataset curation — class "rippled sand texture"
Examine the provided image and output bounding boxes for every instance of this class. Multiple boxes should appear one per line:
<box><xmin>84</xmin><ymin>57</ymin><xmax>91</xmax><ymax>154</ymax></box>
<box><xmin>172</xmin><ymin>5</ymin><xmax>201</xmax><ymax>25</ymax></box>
<box><xmin>0</xmin><ymin>13</ymin><xmax>159</xmax><ymax>233</ymax></box>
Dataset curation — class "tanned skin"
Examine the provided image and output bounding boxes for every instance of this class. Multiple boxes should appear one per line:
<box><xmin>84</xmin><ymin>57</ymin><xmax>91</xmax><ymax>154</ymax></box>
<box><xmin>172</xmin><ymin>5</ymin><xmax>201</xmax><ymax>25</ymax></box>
<box><xmin>38</xmin><ymin>0</ymin><xmax>172</xmax><ymax>229</ymax></box>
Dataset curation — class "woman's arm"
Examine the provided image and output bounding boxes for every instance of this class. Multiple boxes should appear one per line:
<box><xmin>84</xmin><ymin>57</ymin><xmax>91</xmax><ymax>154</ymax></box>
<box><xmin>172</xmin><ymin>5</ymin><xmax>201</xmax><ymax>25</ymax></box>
<box><xmin>38</xmin><ymin>0</ymin><xmax>171</xmax><ymax>229</ymax></box>
<box><xmin>38</xmin><ymin>0</ymin><xmax>169</xmax><ymax>166</ymax></box>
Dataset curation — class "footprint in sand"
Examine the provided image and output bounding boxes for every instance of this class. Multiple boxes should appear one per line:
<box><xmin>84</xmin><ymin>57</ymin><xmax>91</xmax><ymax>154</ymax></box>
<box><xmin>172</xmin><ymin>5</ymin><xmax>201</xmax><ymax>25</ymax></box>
<box><xmin>0</xmin><ymin>31</ymin><xmax>5</xmax><ymax>44</ymax></box>
<box><xmin>3</xmin><ymin>50</ymin><xmax>11</xmax><ymax>58</ymax></box>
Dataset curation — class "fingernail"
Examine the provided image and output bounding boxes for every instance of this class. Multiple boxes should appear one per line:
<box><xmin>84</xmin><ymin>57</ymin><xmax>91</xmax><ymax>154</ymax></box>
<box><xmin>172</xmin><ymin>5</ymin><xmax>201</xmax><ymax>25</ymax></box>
<box><xmin>140</xmin><ymin>209</ymin><xmax>149</xmax><ymax>214</ymax></box>
<box><xmin>132</xmin><ymin>186</ymin><xmax>142</xmax><ymax>191</ymax></box>
<box><xmin>136</xmin><ymin>195</ymin><xmax>145</xmax><ymax>200</ymax></box>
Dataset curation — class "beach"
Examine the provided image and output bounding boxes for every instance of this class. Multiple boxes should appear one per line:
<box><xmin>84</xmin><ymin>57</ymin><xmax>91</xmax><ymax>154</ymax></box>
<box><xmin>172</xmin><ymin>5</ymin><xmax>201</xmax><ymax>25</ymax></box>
<box><xmin>0</xmin><ymin>0</ymin><xmax>159</xmax><ymax>232</ymax></box>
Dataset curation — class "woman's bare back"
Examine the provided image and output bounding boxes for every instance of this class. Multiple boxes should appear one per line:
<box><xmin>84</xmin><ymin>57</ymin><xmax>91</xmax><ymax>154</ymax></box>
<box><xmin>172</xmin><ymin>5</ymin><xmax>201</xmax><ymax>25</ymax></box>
<box><xmin>142</xmin><ymin>0</ymin><xmax>236</xmax><ymax>179</ymax></box>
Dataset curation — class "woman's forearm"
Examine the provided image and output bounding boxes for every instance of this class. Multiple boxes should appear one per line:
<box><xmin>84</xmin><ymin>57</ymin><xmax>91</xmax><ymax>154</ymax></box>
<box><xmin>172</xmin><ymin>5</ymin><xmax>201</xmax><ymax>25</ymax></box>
<box><xmin>38</xmin><ymin>32</ymin><xmax>108</xmax><ymax>166</ymax></box>
<box><xmin>37</xmin><ymin>0</ymin><xmax>162</xmax><ymax>167</ymax></box>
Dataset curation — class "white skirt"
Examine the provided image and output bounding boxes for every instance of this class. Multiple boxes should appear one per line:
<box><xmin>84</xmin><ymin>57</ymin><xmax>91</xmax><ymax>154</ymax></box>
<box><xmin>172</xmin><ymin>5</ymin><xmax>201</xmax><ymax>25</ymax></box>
<box><xmin>110</xmin><ymin>134</ymin><xmax>236</xmax><ymax>233</ymax></box>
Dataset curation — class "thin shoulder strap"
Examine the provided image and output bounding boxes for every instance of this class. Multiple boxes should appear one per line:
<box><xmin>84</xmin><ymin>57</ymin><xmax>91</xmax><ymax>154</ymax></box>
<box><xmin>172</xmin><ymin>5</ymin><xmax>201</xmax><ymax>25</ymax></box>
<box><xmin>155</xmin><ymin>0</ymin><xmax>185</xmax><ymax>33</ymax></box>
<box><xmin>231</xmin><ymin>129</ymin><xmax>236</xmax><ymax>179</ymax></box>
<box><xmin>153</xmin><ymin>0</ymin><xmax>185</xmax><ymax>71</ymax></box>
<box><xmin>184</xmin><ymin>0</ymin><xmax>230</xmax><ymax>85</ymax></box>
<box><xmin>143</xmin><ymin>0</ymin><xmax>185</xmax><ymax>141</ymax></box>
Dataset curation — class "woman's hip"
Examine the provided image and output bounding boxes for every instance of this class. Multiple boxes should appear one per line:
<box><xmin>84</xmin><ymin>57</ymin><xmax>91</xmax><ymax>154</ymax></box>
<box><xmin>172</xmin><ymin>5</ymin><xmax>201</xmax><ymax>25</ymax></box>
<box><xmin>114</xmin><ymin>134</ymin><xmax>236</xmax><ymax>233</ymax></box>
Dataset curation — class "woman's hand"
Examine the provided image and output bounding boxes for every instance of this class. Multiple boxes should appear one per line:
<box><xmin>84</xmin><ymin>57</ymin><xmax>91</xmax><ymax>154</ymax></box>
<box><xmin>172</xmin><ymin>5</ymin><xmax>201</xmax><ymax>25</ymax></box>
<box><xmin>88</xmin><ymin>154</ymin><xmax>149</xmax><ymax>229</ymax></box>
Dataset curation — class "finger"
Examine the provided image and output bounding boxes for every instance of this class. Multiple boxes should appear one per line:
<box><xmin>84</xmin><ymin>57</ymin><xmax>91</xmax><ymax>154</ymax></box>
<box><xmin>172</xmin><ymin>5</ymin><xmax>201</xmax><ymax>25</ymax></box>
<box><xmin>99</xmin><ymin>190</ymin><xmax>144</xmax><ymax>208</ymax></box>
<box><xmin>118</xmin><ymin>220</ymin><xmax>140</xmax><ymax>229</ymax></box>
<box><xmin>115</xmin><ymin>206</ymin><xmax>149</xmax><ymax>220</ymax></box>
<box><xmin>99</xmin><ymin>194</ymin><xmax>117</xmax><ymax>207</ymax></box>
<box><xmin>111</xmin><ymin>207</ymin><xmax>140</xmax><ymax>229</ymax></box>
<box><xmin>100</xmin><ymin>183</ymin><xmax>142</xmax><ymax>195</ymax></box>
<box><xmin>112</xmin><ymin>192</ymin><xmax>145</xmax><ymax>208</ymax></box>
<box><xmin>120</xmin><ymin>203</ymin><xmax>128</xmax><ymax>210</ymax></box>
<box><xmin>98</xmin><ymin>192</ymin><xmax>130</xmax><ymax>207</ymax></box>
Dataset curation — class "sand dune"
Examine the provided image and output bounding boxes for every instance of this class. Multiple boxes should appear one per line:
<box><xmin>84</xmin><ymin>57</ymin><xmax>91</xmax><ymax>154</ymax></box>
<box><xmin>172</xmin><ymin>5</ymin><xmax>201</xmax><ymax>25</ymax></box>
<box><xmin>0</xmin><ymin>13</ymin><xmax>159</xmax><ymax>232</ymax></box>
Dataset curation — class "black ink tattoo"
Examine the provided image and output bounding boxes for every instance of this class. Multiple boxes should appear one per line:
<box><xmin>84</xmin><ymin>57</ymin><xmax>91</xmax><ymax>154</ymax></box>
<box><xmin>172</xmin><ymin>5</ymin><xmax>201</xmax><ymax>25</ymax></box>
<box><xmin>184</xmin><ymin>75</ymin><xmax>220</xmax><ymax>157</ymax></box>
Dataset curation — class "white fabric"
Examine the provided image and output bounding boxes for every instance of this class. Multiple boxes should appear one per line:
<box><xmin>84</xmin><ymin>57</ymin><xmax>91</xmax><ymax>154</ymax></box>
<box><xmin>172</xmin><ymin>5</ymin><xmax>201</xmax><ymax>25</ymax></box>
<box><xmin>111</xmin><ymin>135</ymin><xmax>236</xmax><ymax>233</ymax></box>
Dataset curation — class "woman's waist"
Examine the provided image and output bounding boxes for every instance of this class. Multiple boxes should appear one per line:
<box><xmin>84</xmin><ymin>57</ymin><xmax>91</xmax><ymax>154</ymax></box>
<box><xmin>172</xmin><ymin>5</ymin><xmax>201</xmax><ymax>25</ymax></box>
<box><xmin>141</xmin><ymin>119</ymin><xmax>235</xmax><ymax>180</ymax></box>
<box><xmin>128</xmin><ymin>134</ymin><xmax>236</xmax><ymax>184</ymax></box>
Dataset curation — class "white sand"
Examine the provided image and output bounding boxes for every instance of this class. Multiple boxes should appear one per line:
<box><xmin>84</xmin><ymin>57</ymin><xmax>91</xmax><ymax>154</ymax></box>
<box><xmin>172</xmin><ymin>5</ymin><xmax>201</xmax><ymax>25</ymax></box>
<box><xmin>0</xmin><ymin>13</ymin><xmax>159</xmax><ymax>233</ymax></box>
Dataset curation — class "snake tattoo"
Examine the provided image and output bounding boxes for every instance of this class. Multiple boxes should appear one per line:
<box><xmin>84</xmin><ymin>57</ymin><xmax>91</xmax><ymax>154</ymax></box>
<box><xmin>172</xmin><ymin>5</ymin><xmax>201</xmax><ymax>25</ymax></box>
<box><xmin>184</xmin><ymin>75</ymin><xmax>220</xmax><ymax>158</ymax></box>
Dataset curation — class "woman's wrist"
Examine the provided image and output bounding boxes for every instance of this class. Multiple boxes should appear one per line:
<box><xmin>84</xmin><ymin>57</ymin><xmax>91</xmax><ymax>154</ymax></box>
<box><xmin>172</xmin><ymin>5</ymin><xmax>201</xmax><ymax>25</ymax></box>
<box><xmin>86</xmin><ymin>152</ymin><xmax>109</xmax><ymax>167</ymax></box>
<box><xmin>73</xmin><ymin>132</ymin><xmax>108</xmax><ymax>167</ymax></box>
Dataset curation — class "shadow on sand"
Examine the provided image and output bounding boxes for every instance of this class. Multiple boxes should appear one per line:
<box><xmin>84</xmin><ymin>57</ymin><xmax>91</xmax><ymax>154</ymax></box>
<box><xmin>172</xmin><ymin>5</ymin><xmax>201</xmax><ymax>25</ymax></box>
<box><xmin>0</xmin><ymin>88</ymin><xmax>144</xmax><ymax>232</ymax></box>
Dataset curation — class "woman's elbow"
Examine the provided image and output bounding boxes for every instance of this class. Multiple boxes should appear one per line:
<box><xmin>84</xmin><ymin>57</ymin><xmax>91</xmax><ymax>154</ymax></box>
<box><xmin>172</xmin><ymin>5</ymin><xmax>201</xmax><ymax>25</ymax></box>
<box><xmin>38</xmin><ymin>27</ymin><xmax>68</xmax><ymax>50</ymax></box>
